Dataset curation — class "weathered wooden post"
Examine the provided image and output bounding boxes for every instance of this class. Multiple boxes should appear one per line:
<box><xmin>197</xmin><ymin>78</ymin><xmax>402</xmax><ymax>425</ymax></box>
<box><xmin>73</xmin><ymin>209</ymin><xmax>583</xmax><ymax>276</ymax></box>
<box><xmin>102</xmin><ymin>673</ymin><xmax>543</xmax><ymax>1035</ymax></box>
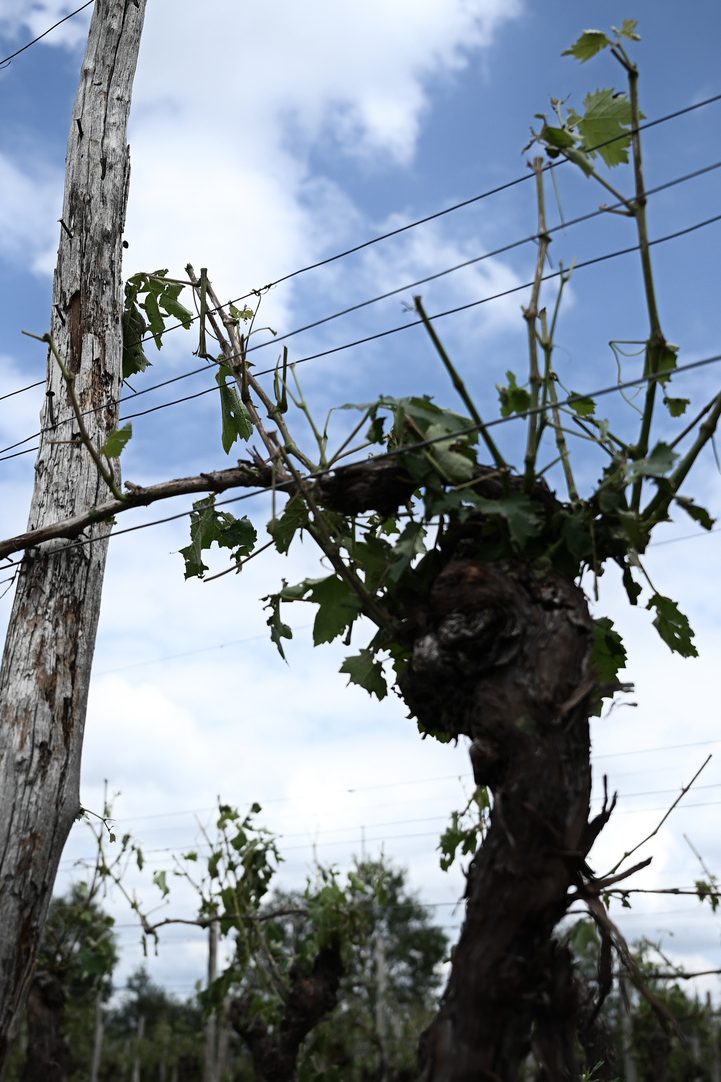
<box><xmin>0</xmin><ymin>0</ymin><xmax>146</xmax><ymax>1063</ymax></box>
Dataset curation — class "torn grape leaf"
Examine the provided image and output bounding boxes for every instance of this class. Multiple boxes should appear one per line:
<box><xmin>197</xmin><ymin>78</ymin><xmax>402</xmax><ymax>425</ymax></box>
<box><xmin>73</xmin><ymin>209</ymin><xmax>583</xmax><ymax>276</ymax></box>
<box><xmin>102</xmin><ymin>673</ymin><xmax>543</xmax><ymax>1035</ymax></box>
<box><xmin>568</xmin><ymin>392</ymin><xmax>596</xmax><ymax>417</ymax></box>
<box><xmin>674</xmin><ymin>496</ymin><xmax>715</xmax><ymax>531</ymax></box>
<box><xmin>268</xmin><ymin>496</ymin><xmax>309</xmax><ymax>555</ymax></box>
<box><xmin>592</xmin><ymin>617</ymin><xmax>627</xmax><ymax>683</ymax></box>
<box><xmin>263</xmin><ymin>591</ymin><xmax>293</xmax><ymax>661</ymax></box>
<box><xmin>663</xmin><ymin>395</ymin><xmax>689</xmax><ymax>418</ymax></box>
<box><xmin>216</xmin><ymin>369</ymin><xmax>253</xmax><ymax>452</ymax></box>
<box><xmin>627</xmin><ymin>442</ymin><xmax>678</xmax><ymax>481</ymax></box>
<box><xmin>472</xmin><ymin>493</ymin><xmax>542</xmax><ymax>548</ymax></box>
<box><xmin>100</xmin><ymin>423</ymin><xmax>132</xmax><ymax>458</ymax></box>
<box><xmin>647</xmin><ymin>593</ymin><xmax>698</xmax><ymax>657</ymax></box>
<box><xmin>179</xmin><ymin>496</ymin><xmax>256</xmax><ymax>579</ymax></box>
<box><xmin>497</xmin><ymin>371</ymin><xmax>531</xmax><ymax>418</ymax></box>
<box><xmin>340</xmin><ymin>649</ymin><xmax>387</xmax><ymax>700</ymax></box>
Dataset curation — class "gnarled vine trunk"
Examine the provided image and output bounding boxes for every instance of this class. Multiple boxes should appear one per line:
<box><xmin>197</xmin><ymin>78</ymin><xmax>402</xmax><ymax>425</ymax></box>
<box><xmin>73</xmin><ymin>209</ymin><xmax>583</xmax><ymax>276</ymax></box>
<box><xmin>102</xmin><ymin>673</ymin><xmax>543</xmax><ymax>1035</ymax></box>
<box><xmin>400</xmin><ymin>553</ymin><xmax>598</xmax><ymax>1080</ymax></box>
<box><xmin>314</xmin><ymin>458</ymin><xmax>605</xmax><ymax>1078</ymax></box>
<box><xmin>0</xmin><ymin>1</ymin><xmax>146</xmax><ymax>1065</ymax></box>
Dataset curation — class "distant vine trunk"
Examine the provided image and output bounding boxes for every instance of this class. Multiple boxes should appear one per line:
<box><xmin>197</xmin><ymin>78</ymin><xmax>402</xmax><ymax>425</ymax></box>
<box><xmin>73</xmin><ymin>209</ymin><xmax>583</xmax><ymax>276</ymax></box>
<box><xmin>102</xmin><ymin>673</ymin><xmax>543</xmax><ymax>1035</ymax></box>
<box><xmin>0</xmin><ymin>0</ymin><xmax>146</xmax><ymax>1067</ymax></box>
<box><xmin>228</xmin><ymin>938</ymin><xmax>344</xmax><ymax>1082</ymax></box>
<box><xmin>399</xmin><ymin>531</ymin><xmax>599</xmax><ymax>1079</ymax></box>
<box><xmin>21</xmin><ymin>974</ymin><xmax>68</xmax><ymax>1082</ymax></box>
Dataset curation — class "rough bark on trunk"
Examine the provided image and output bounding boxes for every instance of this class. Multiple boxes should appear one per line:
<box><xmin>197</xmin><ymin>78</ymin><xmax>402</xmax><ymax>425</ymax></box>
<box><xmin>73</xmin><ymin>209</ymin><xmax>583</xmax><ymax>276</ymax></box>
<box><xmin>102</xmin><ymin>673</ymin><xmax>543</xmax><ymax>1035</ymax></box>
<box><xmin>0</xmin><ymin>0</ymin><xmax>146</xmax><ymax>1064</ymax></box>
<box><xmin>396</xmin><ymin>548</ymin><xmax>598</xmax><ymax>1080</ymax></box>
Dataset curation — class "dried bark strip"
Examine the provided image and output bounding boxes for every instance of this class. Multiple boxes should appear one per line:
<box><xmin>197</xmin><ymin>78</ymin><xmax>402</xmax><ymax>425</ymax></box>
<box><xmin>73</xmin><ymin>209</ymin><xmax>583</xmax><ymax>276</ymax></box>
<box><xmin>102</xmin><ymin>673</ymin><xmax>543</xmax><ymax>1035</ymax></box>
<box><xmin>0</xmin><ymin>0</ymin><xmax>146</xmax><ymax>1064</ymax></box>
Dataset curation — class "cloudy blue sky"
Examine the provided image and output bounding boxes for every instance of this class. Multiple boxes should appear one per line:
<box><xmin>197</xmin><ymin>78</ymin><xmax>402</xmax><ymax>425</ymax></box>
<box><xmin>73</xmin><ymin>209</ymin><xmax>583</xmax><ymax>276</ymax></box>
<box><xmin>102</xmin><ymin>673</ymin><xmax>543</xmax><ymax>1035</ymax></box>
<box><xmin>1</xmin><ymin>0</ymin><xmax>721</xmax><ymax>999</ymax></box>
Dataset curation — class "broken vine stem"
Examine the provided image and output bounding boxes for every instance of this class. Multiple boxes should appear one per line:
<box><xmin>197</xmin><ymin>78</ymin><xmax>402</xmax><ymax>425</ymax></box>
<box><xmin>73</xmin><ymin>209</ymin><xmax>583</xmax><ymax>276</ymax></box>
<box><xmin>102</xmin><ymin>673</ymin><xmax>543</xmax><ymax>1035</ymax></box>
<box><xmin>413</xmin><ymin>294</ymin><xmax>505</xmax><ymax>470</ymax></box>
<box><xmin>185</xmin><ymin>264</ymin><xmax>396</xmax><ymax>632</ymax></box>
<box><xmin>604</xmin><ymin>755</ymin><xmax>712</xmax><ymax>878</ymax></box>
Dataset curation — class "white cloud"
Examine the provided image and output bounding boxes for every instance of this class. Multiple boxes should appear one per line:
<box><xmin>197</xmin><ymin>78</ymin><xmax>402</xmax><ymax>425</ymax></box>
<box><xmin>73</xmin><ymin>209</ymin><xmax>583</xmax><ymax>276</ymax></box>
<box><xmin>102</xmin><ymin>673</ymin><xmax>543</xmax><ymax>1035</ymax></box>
<box><xmin>0</xmin><ymin>2</ymin><xmax>91</xmax><ymax>53</ymax></box>
<box><xmin>132</xmin><ymin>1</ymin><xmax>521</xmax><ymax>163</ymax></box>
<box><xmin>120</xmin><ymin>0</ymin><xmax>523</xmax><ymax>332</ymax></box>
<box><xmin>0</xmin><ymin>355</ymin><xmax>45</xmax><ymax>445</ymax></box>
<box><xmin>0</xmin><ymin>154</ymin><xmax>61</xmax><ymax>273</ymax></box>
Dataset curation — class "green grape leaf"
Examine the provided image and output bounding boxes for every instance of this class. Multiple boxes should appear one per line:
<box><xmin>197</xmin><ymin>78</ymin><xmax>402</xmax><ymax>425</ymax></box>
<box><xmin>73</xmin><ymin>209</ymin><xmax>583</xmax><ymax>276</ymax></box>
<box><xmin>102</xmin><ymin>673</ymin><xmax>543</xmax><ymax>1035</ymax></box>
<box><xmin>387</xmin><ymin>522</ymin><xmax>427</xmax><ymax>583</ymax></box>
<box><xmin>392</xmin><ymin>395</ymin><xmax>474</xmax><ymax>442</ymax></box>
<box><xmin>592</xmin><ymin>617</ymin><xmax>627</xmax><ymax>683</ymax></box>
<box><xmin>566</xmin><ymin>918</ymin><xmax>600</xmax><ymax>958</ymax></box>
<box><xmin>617</xmin><ymin>18</ymin><xmax>641</xmax><ymax>41</ymax></box>
<box><xmin>663</xmin><ymin>396</ymin><xmax>690</xmax><ymax>418</ymax></box>
<box><xmin>438</xmin><ymin>810</ymin><xmax>479</xmax><ymax>872</ymax></box>
<box><xmin>366</xmin><ymin>415</ymin><xmax>386</xmax><ymax>445</ymax></box>
<box><xmin>142</xmin><ymin>287</ymin><xmax>164</xmax><ymax>348</ymax></box>
<box><xmin>158</xmin><ymin>292</ymin><xmax>193</xmax><ymax>327</ymax></box>
<box><xmin>647</xmin><ymin>593</ymin><xmax>698</xmax><ymax>657</ymax></box>
<box><xmin>562</xmin><ymin>29</ymin><xmax>612</xmax><ymax>62</ymax></box>
<box><xmin>100</xmin><ymin>423</ymin><xmax>132</xmax><ymax>458</ymax></box>
<box><xmin>621</xmin><ymin>565</ymin><xmax>642</xmax><ymax>605</ymax></box>
<box><xmin>473</xmin><ymin>493</ymin><xmax>542</xmax><ymax>548</ymax></box>
<box><xmin>392</xmin><ymin>521</ymin><xmax>427</xmax><ymax>560</ymax></box>
<box><xmin>263</xmin><ymin>591</ymin><xmax>293</xmax><ymax>661</ymax></box>
<box><xmin>561</xmin><ymin>510</ymin><xmax>593</xmax><ymax>562</ymax></box>
<box><xmin>614</xmin><ymin>510</ymin><xmax>650</xmax><ymax>553</ymax></box>
<box><xmin>149</xmin><ymin>272</ymin><xmax>188</xmax><ymax>333</ymax></box>
<box><xmin>267</xmin><ymin>496</ymin><xmax>309</xmax><ymax>554</ymax></box>
<box><xmin>497</xmin><ymin>371</ymin><xmax>531</xmax><ymax>418</ymax></box>
<box><xmin>121</xmin><ymin>304</ymin><xmax>151</xmax><ymax>378</ymax></box>
<box><xmin>179</xmin><ymin>496</ymin><xmax>256</xmax><ymax>579</ymax></box>
<box><xmin>424</xmin><ymin>423</ymin><xmax>476</xmax><ymax>483</ymax></box>
<box><xmin>230</xmin><ymin>304</ymin><xmax>254</xmax><ymax>321</ymax></box>
<box><xmin>674</xmin><ymin>496</ymin><xmax>715</xmax><ymax>531</ymax></box>
<box><xmin>568</xmin><ymin>392</ymin><xmax>596</xmax><ymax>417</ymax></box>
<box><xmin>216</xmin><ymin>369</ymin><xmax>253</xmax><ymax>452</ymax></box>
<box><xmin>695</xmin><ymin>878</ymin><xmax>720</xmax><ymax>911</ymax></box>
<box><xmin>627</xmin><ymin>441</ymin><xmax>678</xmax><ymax>481</ymax></box>
<box><xmin>340</xmin><ymin>649</ymin><xmax>387</xmax><ymax>700</ymax></box>
<box><xmin>577</xmin><ymin>88</ymin><xmax>635</xmax><ymax>167</ymax></box>
<box><xmin>348</xmin><ymin>534</ymin><xmax>394</xmax><ymax>592</ymax></box>
<box><xmin>306</xmin><ymin>575</ymin><xmax>363</xmax><ymax>646</ymax></box>
<box><xmin>153</xmin><ymin>870</ymin><xmax>169</xmax><ymax>897</ymax></box>
<box><xmin>654</xmin><ymin>342</ymin><xmax>679</xmax><ymax>385</ymax></box>
<box><xmin>540</xmin><ymin>124</ymin><xmax>577</xmax><ymax>151</ymax></box>
<box><xmin>590</xmin><ymin>617</ymin><xmax>627</xmax><ymax>714</ymax></box>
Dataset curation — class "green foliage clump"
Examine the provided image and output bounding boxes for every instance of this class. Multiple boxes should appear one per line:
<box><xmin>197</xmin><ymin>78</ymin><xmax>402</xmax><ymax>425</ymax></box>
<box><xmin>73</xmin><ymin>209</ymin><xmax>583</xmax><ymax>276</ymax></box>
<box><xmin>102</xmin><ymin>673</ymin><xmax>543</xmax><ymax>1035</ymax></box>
<box><xmin>122</xmin><ymin>269</ymin><xmax>193</xmax><ymax>379</ymax></box>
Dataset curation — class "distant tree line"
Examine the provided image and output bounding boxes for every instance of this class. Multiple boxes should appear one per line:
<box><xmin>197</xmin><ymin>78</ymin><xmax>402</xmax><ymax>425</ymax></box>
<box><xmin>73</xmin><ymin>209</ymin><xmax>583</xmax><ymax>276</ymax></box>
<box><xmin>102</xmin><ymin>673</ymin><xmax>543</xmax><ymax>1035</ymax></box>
<box><xmin>5</xmin><ymin>869</ymin><xmax>721</xmax><ymax>1081</ymax></box>
<box><xmin>4</xmin><ymin>858</ymin><xmax>449</xmax><ymax>1082</ymax></box>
